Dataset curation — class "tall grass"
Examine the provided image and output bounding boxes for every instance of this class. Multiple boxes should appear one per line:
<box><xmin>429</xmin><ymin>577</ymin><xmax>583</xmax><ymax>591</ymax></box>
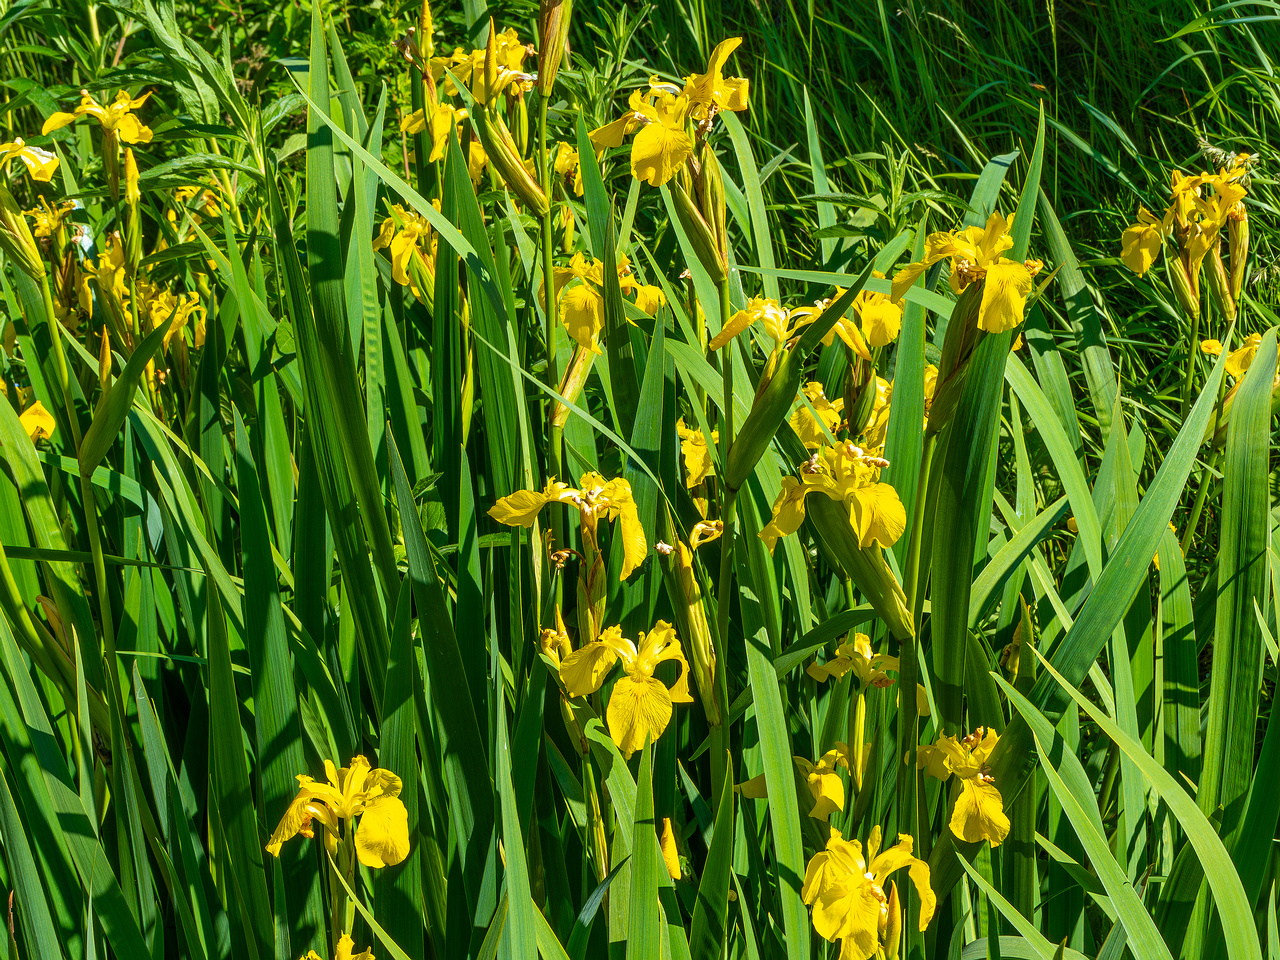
<box><xmin>0</xmin><ymin>1</ymin><xmax>1277</xmax><ymax>960</ymax></box>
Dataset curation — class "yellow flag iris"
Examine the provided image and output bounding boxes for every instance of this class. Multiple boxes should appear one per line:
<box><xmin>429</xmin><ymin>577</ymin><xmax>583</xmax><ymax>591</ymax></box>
<box><xmin>677</xmin><ymin>418</ymin><xmax>717</xmax><ymax>486</ymax></box>
<box><xmin>789</xmin><ymin>382</ymin><xmax>844</xmax><ymax>449</ymax></box>
<box><xmin>802</xmin><ymin>826</ymin><xmax>937</xmax><ymax>960</ymax></box>
<box><xmin>891</xmin><ymin>212</ymin><xmax>1036</xmax><ymax>333</ymax></box>
<box><xmin>760</xmin><ymin>442</ymin><xmax>905</xmax><ymax>553</ymax></box>
<box><xmin>400</xmin><ymin>102</ymin><xmax>468</xmax><ymax>163</ymax></box>
<box><xmin>266</xmin><ymin>756</ymin><xmax>410</xmax><ymax>868</ymax></box>
<box><xmin>373</xmin><ymin>203</ymin><xmax>437</xmax><ymax>301</ymax></box>
<box><xmin>806</xmin><ymin>633</ymin><xmax>898</xmax><ymax>687</ymax></box>
<box><xmin>558</xmin><ymin>621</ymin><xmax>693</xmax><ymax>758</ymax></box>
<box><xmin>19</xmin><ymin>401</ymin><xmax>56</xmax><ymax>442</ymax></box>
<box><xmin>489</xmin><ymin>473</ymin><xmax>647</xmax><ymax>580</ymax></box>
<box><xmin>302</xmin><ymin>933</ymin><xmax>374</xmax><ymax>960</ymax></box>
<box><xmin>0</xmin><ymin>138</ymin><xmax>59</xmax><ymax>182</ymax></box>
<box><xmin>683</xmin><ymin>37</ymin><xmax>751</xmax><ymax>118</ymax></box>
<box><xmin>43</xmin><ymin>89</ymin><xmax>153</xmax><ymax>143</ymax></box>
<box><xmin>917</xmin><ymin>727</ymin><xmax>1010</xmax><ymax>846</ymax></box>
<box><xmin>796</xmin><ymin>746</ymin><xmax>851</xmax><ymax>819</ymax></box>
<box><xmin>1120</xmin><ymin>206</ymin><xmax>1170</xmax><ymax>276</ymax></box>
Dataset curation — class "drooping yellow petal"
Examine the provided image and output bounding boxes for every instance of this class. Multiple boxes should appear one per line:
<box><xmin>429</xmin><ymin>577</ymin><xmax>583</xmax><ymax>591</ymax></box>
<box><xmin>949</xmin><ymin>777</ymin><xmax>1010</xmax><ymax>847</ymax></box>
<box><xmin>41</xmin><ymin>112</ymin><xmax>79</xmax><ymax>135</ymax></box>
<box><xmin>790</xmin><ymin>382</ymin><xmax>843</xmax><ymax>449</ymax></box>
<box><xmin>560</xmin><ymin>283</ymin><xmax>605</xmax><ymax>354</ymax></box>
<box><xmin>488</xmin><ymin>487</ymin><xmax>551</xmax><ymax>527</ymax></box>
<box><xmin>633</xmin><ymin>284</ymin><xmax>665</xmax><ymax>314</ymax></box>
<box><xmin>599</xmin><ymin>478</ymin><xmax>647</xmax><ymax>579</ymax></box>
<box><xmin>355</xmin><ymin>795</ymin><xmax>411</xmax><ymax>867</ymax></box>
<box><xmin>869</xmin><ymin>836</ymin><xmax>937</xmax><ymax>931</ymax></box>
<box><xmin>265</xmin><ymin>776</ymin><xmax>343</xmax><ymax>856</ymax></box>
<box><xmin>1120</xmin><ymin>219</ymin><xmax>1163</xmax><ymax>276</ymax></box>
<box><xmin>859</xmin><ymin>298</ymin><xmax>901</xmax><ymax>348</ymax></box>
<box><xmin>977</xmin><ymin>258</ymin><xmax>1033</xmax><ymax>333</ymax></box>
<box><xmin>630</xmin><ymin>120</ymin><xmax>692</xmax><ymax>187</ymax></box>
<box><xmin>759</xmin><ymin>476</ymin><xmax>811</xmax><ymax>552</ymax></box>
<box><xmin>607</xmin><ymin>674</ymin><xmax>674</xmax><ymax>758</ymax></box>
<box><xmin>846</xmin><ymin>482</ymin><xmax>906</xmax><ymax>549</ymax></box>
<box><xmin>677</xmin><ymin>418</ymin><xmax>715</xmax><ymax>486</ymax></box>
<box><xmin>801</xmin><ymin>848</ymin><xmax>881</xmax><ymax>956</ymax></box>
<box><xmin>737</xmin><ymin>772</ymin><xmax>768</xmax><ymax>798</ymax></box>
<box><xmin>589</xmin><ymin>114</ymin><xmax>636</xmax><ymax>151</ymax></box>
<box><xmin>1226</xmin><ymin>332</ymin><xmax>1262</xmax><ymax>378</ymax></box>
<box><xmin>559</xmin><ymin>639</ymin><xmax>619</xmax><ymax>697</ymax></box>
<box><xmin>19</xmin><ymin>401</ymin><xmax>56</xmax><ymax>442</ymax></box>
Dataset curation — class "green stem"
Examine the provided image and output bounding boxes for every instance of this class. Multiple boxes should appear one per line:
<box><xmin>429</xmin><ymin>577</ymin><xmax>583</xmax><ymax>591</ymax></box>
<box><xmin>714</xmin><ymin>279</ymin><xmax>736</xmax><ymax>650</ymax></box>
<box><xmin>1182</xmin><ymin>308</ymin><xmax>1201</xmax><ymax>419</ymax></box>
<box><xmin>1181</xmin><ymin>329</ymin><xmax>1232</xmax><ymax>554</ymax></box>
<box><xmin>41</xmin><ymin>274</ymin><xmax>115</xmax><ymax>655</ymax></box>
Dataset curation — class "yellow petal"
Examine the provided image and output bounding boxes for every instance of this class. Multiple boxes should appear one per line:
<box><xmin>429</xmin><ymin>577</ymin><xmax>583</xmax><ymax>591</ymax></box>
<box><xmin>114</xmin><ymin>113</ymin><xmax>153</xmax><ymax>144</ymax></box>
<box><xmin>1120</xmin><ymin>221</ymin><xmax>1162</xmax><ymax>276</ymax></box>
<box><xmin>560</xmin><ymin>283</ymin><xmax>605</xmax><ymax>354</ymax></box>
<box><xmin>977</xmin><ymin>259</ymin><xmax>1033</xmax><ymax>333</ymax></box>
<box><xmin>589</xmin><ymin>114</ymin><xmax>635</xmax><ymax>151</ymax></box>
<box><xmin>633</xmin><ymin>284</ymin><xmax>665</xmax><ymax>314</ymax></box>
<box><xmin>737</xmin><ymin>772</ymin><xmax>768</xmax><ymax>798</ymax></box>
<box><xmin>870</xmin><ymin>836</ymin><xmax>937</xmax><ymax>931</ymax></box>
<box><xmin>488</xmin><ymin>488</ymin><xmax>550</xmax><ymax>527</ymax></box>
<box><xmin>805</xmin><ymin>655</ymin><xmax>853</xmax><ymax>683</ymax></box>
<box><xmin>659</xmin><ymin>817</ymin><xmax>682</xmax><ymax>880</ymax></box>
<box><xmin>890</xmin><ymin>261</ymin><xmax>929</xmax><ymax>302</ymax></box>
<box><xmin>759</xmin><ymin>476</ymin><xmax>811</xmax><ymax>553</ymax></box>
<box><xmin>605</xmin><ymin>480</ymin><xmax>647</xmax><ymax>580</ymax></box>
<box><xmin>707</xmin><ymin>305</ymin><xmax>757</xmax><ymax>350</ymax></box>
<box><xmin>41</xmin><ymin>112</ymin><xmax>79</xmax><ymax>135</ymax></box>
<box><xmin>798</xmin><ymin>759</ymin><xmax>845</xmax><ymax>819</ymax></box>
<box><xmin>1226</xmin><ymin>333</ymin><xmax>1262</xmax><ymax>378</ymax></box>
<box><xmin>846</xmin><ymin>482</ymin><xmax>906</xmax><ymax>549</ymax></box>
<box><xmin>19</xmin><ymin>401</ymin><xmax>56</xmax><ymax>442</ymax></box>
<box><xmin>607</xmin><ymin>674</ymin><xmax>673</xmax><ymax>758</ymax></box>
<box><xmin>559</xmin><ymin>641</ymin><xmax>619</xmax><ymax>698</ymax></box>
<box><xmin>355</xmin><ymin>795</ymin><xmax>411</xmax><ymax>867</ymax></box>
<box><xmin>859</xmin><ymin>298</ymin><xmax>901</xmax><ymax>348</ymax></box>
<box><xmin>630</xmin><ymin>121</ymin><xmax>692</xmax><ymax>187</ymax></box>
<box><xmin>949</xmin><ymin>777</ymin><xmax>1010</xmax><ymax>847</ymax></box>
<box><xmin>1201</xmin><ymin>339</ymin><xmax>1223</xmax><ymax>356</ymax></box>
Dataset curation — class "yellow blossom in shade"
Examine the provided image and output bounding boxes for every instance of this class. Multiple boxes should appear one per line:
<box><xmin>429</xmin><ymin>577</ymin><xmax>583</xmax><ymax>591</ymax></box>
<box><xmin>677</xmin><ymin>418</ymin><xmax>717</xmax><ymax>486</ymax></box>
<box><xmin>796</xmin><ymin>746</ymin><xmax>850</xmax><ymax>819</ymax></box>
<box><xmin>790</xmin><ymin>381</ymin><xmax>844</xmax><ymax>448</ymax></box>
<box><xmin>488</xmin><ymin>473</ymin><xmax>647</xmax><ymax>580</ymax></box>
<box><xmin>683</xmin><ymin>37</ymin><xmax>751</xmax><ymax>118</ymax></box>
<box><xmin>554</xmin><ymin>141</ymin><xmax>584</xmax><ymax>196</ymax></box>
<box><xmin>466</xmin><ymin>140</ymin><xmax>488</xmax><ymax>186</ymax></box>
<box><xmin>890</xmin><ymin>211</ymin><xmax>1035</xmax><ymax>333</ymax></box>
<box><xmin>633</xmin><ymin>284</ymin><xmax>666</xmax><ymax>315</ymax></box>
<box><xmin>760</xmin><ymin>442</ymin><xmax>905</xmax><ymax>554</ymax></box>
<box><xmin>143</xmin><ymin>287</ymin><xmax>206</xmax><ymax>350</ymax></box>
<box><xmin>605</xmin><ymin>621</ymin><xmax>693</xmax><ymax>758</ymax></box>
<box><xmin>24</xmin><ymin>198</ymin><xmax>75</xmax><ymax>238</ymax></box>
<box><xmin>19</xmin><ymin>401</ymin><xmax>56</xmax><ymax>442</ymax></box>
<box><xmin>43</xmin><ymin>89</ymin><xmax>153</xmax><ymax>143</ymax></box>
<box><xmin>802</xmin><ymin>826</ymin><xmax>936</xmax><ymax>960</ymax></box>
<box><xmin>538</xmin><ymin>605</ymin><xmax>574</xmax><ymax>669</ymax></box>
<box><xmin>916</xmin><ymin>727</ymin><xmax>1009</xmax><ymax>846</ymax></box>
<box><xmin>806</xmin><ymin>633</ymin><xmax>898</xmax><ymax>687</ymax></box>
<box><xmin>660</xmin><ymin>818</ymin><xmax>682</xmax><ymax>880</ymax></box>
<box><xmin>1119</xmin><ymin>206</ymin><xmax>1170</xmax><ymax>276</ymax></box>
<box><xmin>303</xmin><ymin>933</ymin><xmax>375</xmax><ymax>960</ymax></box>
<box><xmin>1225</xmin><ymin>332</ymin><xmax>1262</xmax><ymax>378</ymax></box>
<box><xmin>266</xmin><ymin>756</ymin><xmax>409</xmax><ymax>868</ymax></box>
<box><xmin>0</xmin><ymin>138</ymin><xmax>59</xmax><ymax>181</ymax></box>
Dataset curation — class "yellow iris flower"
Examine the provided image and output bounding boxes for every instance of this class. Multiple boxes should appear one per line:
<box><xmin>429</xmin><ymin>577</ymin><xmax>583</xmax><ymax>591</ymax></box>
<box><xmin>797</xmin><ymin>746</ymin><xmax>851</xmax><ymax>819</ymax></box>
<box><xmin>850</xmin><ymin>272</ymin><xmax>903</xmax><ymax>348</ymax></box>
<box><xmin>917</xmin><ymin>727</ymin><xmax>1010</xmax><ymax>846</ymax></box>
<box><xmin>266</xmin><ymin>756</ymin><xmax>410</xmax><ymax>868</ymax></box>
<box><xmin>802</xmin><ymin>826</ymin><xmax>937</xmax><ymax>960</ymax></box>
<box><xmin>430</xmin><ymin>27</ymin><xmax>534</xmax><ymax>104</ymax></box>
<box><xmin>488</xmin><ymin>472</ymin><xmax>647</xmax><ymax>580</ymax></box>
<box><xmin>677</xmin><ymin>418</ymin><xmax>717</xmax><ymax>486</ymax></box>
<box><xmin>19</xmin><ymin>401</ymin><xmax>56</xmax><ymax>442</ymax></box>
<box><xmin>890</xmin><ymin>212</ymin><xmax>1036</xmax><ymax>334</ymax></box>
<box><xmin>710</xmin><ymin>295</ymin><xmax>813</xmax><ymax>351</ymax></box>
<box><xmin>629</xmin><ymin>87</ymin><xmax>693</xmax><ymax>187</ymax></box>
<box><xmin>790</xmin><ymin>381</ymin><xmax>844</xmax><ymax>449</ymax></box>
<box><xmin>140</xmin><ymin>284</ymin><xmax>207</xmax><ymax>350</ymax></box>
<box><xmin>682</xmin><ymin>38</ymin><xmax>751</xmax><ymax>119</ymax></box>
<box><xmin>372</xmin><ymin>203</ymin><xmax>437</xmax><ymax>301</ymax></box>
<box><xmin>400</xmin><ymin>102</ymin><xmax>468</xmax><ymax>163</ymax></box>
<box><xmin>1120</xmin><ymin>206</ymin><xmax>1171</xmax><ymax>276</ymax></box>
<box><xmin>1210</xmin><ymin>332</ymin><xmax>1262</xmax><ymax>379</ymax></box>
<box><xmin>558</xmin><ymin>621</ymin><xmax>693</xmax><ymax>758</ymax></box>
<box><xmin>0</xmin><ymin>138</ymin><xmax>59</xmax><ymax>182</ymax></box>
<box><xmin>554</xmin><ymin>141</ymin><xmax>584</xmax><ymax>196</ymax></box>
<box><xmin>24</xmin><ymin>198</ymin><xmax>75</xmax><ymax>238</ymax></box>
<box><xmin>806</xmin><ymin>633</ymin><xmax>898</xmax><ymax>687</ymax></box>
<box><xmin>760</xmin><ymin>442</ymin><xmax>906</xmax><ymax>554</ymax></box>
<box><xmin>302</xmin><ymin>933</ymin><xmax>374</xmax><ymax>960</ymax></box>
<box><xmin>43</xmin><ymin>89</ymin><xmax>153</xmax><ymax>143</ymax></box>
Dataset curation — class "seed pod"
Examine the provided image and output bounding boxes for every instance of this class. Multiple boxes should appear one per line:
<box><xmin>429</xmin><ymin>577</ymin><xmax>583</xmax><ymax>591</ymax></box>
<box><xmin>926</xmin><ymin>282</ymin><xmax>983</xmax><ymax>436</ymax></box>
<box><xmin>1204</xmin><ymin>245</ymin><xmax>1235</xmax><ymax>324</ymax></box>
<box><xmin>843</xmin><ymin>352</ymin><xmax>877</xmax><ymax>438</ymax></box>
<box><xmin>696</xmin><ymin>146</ymin><xmax>727</xmax><ymax>269</ymax></box>
<box><xmin>537</xmin><ymin>0</ymin><xmax>571</xmax><ymax>98</ymax></box>
<box><xmin>658</xmin><ymin>533</ymin><xmax>720</xmax><ymax>726</ymax></box>
<box><xmin>1228</xmin><ymin>204</ymin><xmax>1249</xmax><ymax>303</ymax></box>
<box><xmin>670</xmin><ymin>179</ymin><xmax>725</xmax><ymax>282</ymax></box>
<box><xmin>0</xmin><ymin>183</ymin><xmax>45</xmax><ymax>280</ymax></box>
<box><xmin>474</xmin><ymin>107</ymin><xmax>550</xmax><ymax>215</ymax></box>
<box><xmin>123</xmin><ymin>149</ymin><xmax>142</xmax><ymax>278</ymax></box>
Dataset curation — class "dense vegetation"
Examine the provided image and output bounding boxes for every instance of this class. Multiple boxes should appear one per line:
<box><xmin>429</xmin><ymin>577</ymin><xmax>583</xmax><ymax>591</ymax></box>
<box><xmin>0</xmin><ymin>1</ymin><xmax>1277</xmax><ymax>959</ymax></box>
